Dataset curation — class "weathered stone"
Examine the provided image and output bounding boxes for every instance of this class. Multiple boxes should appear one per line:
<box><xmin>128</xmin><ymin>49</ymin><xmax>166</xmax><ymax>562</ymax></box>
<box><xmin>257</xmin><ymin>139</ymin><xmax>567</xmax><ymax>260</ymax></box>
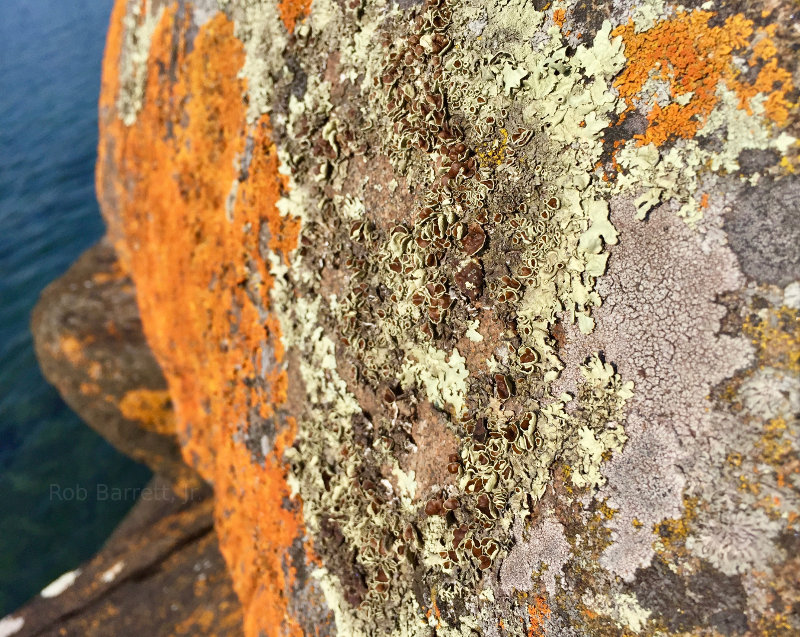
<box><xmin>30</xmin><ymin>239</ymin><xmax>199</xmax><ymax>490</ymax></box>
<box><xmin>8</xmin><ymin>476</ymin><xmax>242</xmax><ymax>637</ymax></box>
<box><xmin>22</xmin><ymin>0</ymin><xmax>795</xmax><ymax>634</ymax></box>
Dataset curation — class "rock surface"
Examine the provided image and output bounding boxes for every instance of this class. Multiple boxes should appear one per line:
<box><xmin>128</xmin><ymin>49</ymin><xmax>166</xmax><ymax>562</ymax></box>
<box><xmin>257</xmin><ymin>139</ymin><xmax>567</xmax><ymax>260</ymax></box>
<box><xmin>17</xmin><ymin>239</ymin><xmax>243</xmax><ymax>635</ymax></box>
<box><xmin>30</xmin><ymin>239</ymin><xmax>199</xmax><ymax>489</ymax></box>
<box><xmin>5</xmin><ymin>476</ymin><xmax>242</xmax><ymax>637</ymax></box>
<box><xmin>18</xmin><ymin>0</ymin><xmax>800</xmax><ymax>635</ymax></box>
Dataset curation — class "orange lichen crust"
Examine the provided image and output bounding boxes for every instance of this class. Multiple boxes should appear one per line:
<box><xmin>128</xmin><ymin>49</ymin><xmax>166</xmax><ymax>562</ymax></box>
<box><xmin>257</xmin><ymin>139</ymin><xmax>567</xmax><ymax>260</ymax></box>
<box><xmin>97</xmin><ymin>4</ymin><xmax>308</xmax><ymax>636</ymax></box>
<box><xmin>279</xmin><ymin>0</ymin><xmax>313</xmax><ymax>33</ymax></box>
<box><xmin>527</xmin><ymin>595</ymin><xmax>551</xmax><ymax>637</ymax></box>
<box><xmin>613</xmin><ymin>10</ymin><xmax>795</xmax><ymax>146</ymax></box>
<box><xmin>119</xmin><ymin>388</ymin><xmax>175</xmax><ymax>435</ymax></box>
<box><xmin>58</xmin><ymin>334</ymin><xmax>87</xmax><ymax>366</ymax></box>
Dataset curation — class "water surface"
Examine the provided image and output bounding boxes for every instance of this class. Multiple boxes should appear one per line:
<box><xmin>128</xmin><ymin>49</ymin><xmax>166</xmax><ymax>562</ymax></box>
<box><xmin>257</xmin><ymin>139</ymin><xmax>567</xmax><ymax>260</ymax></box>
<box><xmin>0</xmin><ymin>0</ymin><xmax>152</xmax><ymax>614</ymax></box>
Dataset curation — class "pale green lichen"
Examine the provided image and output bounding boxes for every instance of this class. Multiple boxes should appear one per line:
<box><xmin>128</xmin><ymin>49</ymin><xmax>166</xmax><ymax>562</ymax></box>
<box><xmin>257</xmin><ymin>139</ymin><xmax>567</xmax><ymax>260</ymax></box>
<box><xmin>232</xmin><ymin>0</ymin><xmax>288</xmax><ymax>122</ymax></box>
<box><xmin>565</xmin><ymin>356</ymin><xmax>633</xmax><ymax>489</ymax></box>
<box><xmin>269</xmin><ymin>129</ymin><xmax>437</xmax><ymax>637</ymax></box>
<box><xmin>700</xmin><ymin>84</ymin><xmax>796</xmax><ymax>173</ymax></box>
<box><xmin>583</xmin><ymin>591</ymin><xmax>652</xmax><ymax>634</ymax></box>
<box><xmin>264</xmin><ymin>0</ymin><xmax>642</xmax><ymax>629</ymax></box>
<box><xmin>630</xmin><ymin>0</ymin><xmax>668</xmax><ymax>33</ymax></box>
<box><xmin>318</xmin><ymin>3</ymin><xmax>640</xmax><ymax>625</ymax></box>
<box><xmin>399</xmin><ymin>345</ymin><xmax>469</xmax><ymax>416</ymax></box>
<box><xmin>117</xmin><ymin>0</ymin><xmax>164</xmax><ymax>126</ymax></box>
<box><xmin>243</xmin><ymin>0</ymin><xmax>794</xmax><ymax>632</ymax></box>
<box><xmin>465</xmin><ymin>320</ymin><xmax>483</xmax><ymax>342</ymax></box>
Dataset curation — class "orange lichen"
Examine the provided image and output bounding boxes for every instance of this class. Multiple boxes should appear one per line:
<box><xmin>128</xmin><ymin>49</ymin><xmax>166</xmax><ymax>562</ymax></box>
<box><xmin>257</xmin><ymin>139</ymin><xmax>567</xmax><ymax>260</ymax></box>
<box><xmin>79</xmin><ymin>381</ymin><xmax>102</xmax><ymax>395</ymax></box>
<box><xmin>278</xmin><ymin>0</ymin><xmax>312</xmax><ymax>33</ymax></box>
<box><xmin>527</xmin><ymin>595</ymin><xmax>551</xmax><ymax>637</ymax></box>
<box><xmin>552</xmin><ymin>8</ymin><xmax>565</xmax><ymax>28</ymax></box>
<box><xmin>613</xmin><ymin>10</ymin><xmax>794</xmax><ymax>146</ymax></box>
<box><xmin>58</xmin><ymin>335</ymin><xmax>85</xmax><ymax>366</ymax></box>
<box><xmin>96</xmin><ymin>3</ymin><xmax>308</xmax><ymax>635</ymax></box>
<box><xmin>119</xmin><ymin>388</ymin><xmax>175</xmax><ymax>434</ymax></box>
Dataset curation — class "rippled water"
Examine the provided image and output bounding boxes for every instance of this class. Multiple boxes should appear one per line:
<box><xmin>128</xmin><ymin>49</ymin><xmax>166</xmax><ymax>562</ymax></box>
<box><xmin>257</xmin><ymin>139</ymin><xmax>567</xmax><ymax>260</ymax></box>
<box><xmin>0</xmin><ymin>0</ymin><xmax>152</xmax><ymax>614</ymax></box>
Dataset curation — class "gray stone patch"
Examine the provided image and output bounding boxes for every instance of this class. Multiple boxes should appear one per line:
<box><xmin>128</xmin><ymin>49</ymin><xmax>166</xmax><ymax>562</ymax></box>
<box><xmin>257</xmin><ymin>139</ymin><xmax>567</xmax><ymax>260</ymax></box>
<box><xmin>499</xmin><ymin>514</ymin><xmax>571</xmax><ymax>596</ymax></box>
<box><xmin>632</xmin><ymin>556</ymin><xmax>748</xmax><ymax>635</ymax></box>
<box><xmin>725</xmin><ymin>177</ymin><xmax>800</xmax><ymax>287</ymax></box>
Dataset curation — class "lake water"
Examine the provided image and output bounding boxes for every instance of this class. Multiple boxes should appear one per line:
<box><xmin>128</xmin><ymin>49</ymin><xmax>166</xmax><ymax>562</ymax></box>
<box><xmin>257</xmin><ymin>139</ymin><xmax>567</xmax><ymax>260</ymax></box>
<box><xmin>0</xmin><ymin>0</ymin><xmax>152</xmax><ymax>614</ymax></box>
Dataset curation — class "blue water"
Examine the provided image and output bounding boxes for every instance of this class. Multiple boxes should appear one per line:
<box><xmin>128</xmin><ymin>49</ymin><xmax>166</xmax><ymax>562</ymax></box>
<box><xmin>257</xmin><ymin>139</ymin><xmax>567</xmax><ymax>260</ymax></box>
<box><xmin>0</xmin><ymin>0</ymin><xmax>152</xmax><ymax>614</ymax></box>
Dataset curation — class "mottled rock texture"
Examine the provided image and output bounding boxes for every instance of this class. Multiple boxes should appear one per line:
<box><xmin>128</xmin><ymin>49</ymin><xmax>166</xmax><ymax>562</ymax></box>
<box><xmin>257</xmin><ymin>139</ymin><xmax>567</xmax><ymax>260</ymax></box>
<box><xmin>48</xmin><ymin>0</ymin><xmax>800</xmax><ymax>634</ymax></box>
<box><xmin>21</xmin><ymin>239</ymin><xmax>242</xmax><ymax>636</ymax></box>
<box><xmin>31</xmin><ymin>239</ymin><xmax>200</xmax><ymax>490</ymax></box>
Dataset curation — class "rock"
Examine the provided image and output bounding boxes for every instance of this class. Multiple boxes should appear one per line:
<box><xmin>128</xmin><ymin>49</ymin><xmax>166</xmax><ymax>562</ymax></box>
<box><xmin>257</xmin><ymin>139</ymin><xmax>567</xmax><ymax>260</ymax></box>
<box><xmin>7</xmin><ymin>475</ymin><xmax>241</xmax><ymax>637</ymax></box>
<box><xmin>86</xmin><ymin>0</ymin><xmax>800</xmax><ymax>634</ymax></box>
<box><xmin>30</xmin><ymin>239</ymin><xmax>199</xmax><ymax>490</ymax></box>
<box><xmin>17</xmin><ymin>240</ymin><xmax>243</xmax><ymax>635</ymax></box>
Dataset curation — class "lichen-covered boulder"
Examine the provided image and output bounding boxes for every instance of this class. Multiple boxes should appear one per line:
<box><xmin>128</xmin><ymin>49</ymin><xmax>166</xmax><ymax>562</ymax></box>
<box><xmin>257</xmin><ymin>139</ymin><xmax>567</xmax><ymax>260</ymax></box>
<box><xmin>31</xmin><ymin>239</ymin><xmax>201</xmax><ymax>490</ymax></box>
<box><xmin>94</xmin><ymin>0</ymin><xmax>799</xmax><ymax>634</ymax></box>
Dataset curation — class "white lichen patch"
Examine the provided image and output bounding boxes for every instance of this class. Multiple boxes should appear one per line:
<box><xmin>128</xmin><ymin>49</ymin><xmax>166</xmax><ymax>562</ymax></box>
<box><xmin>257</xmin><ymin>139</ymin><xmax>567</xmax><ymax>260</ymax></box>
<box><xmin>739</xmin><ymin>367</ymin><xmax>800</xmax><ymax>421</ymax></box>
<box><xmin>686</xmin><ymin>501</ymin><xmax>785</xmax><ymax>576</ymax></box>
<box><xmin>784</xmin><ymin>282</ymin><xmax>800</xmax><ymax>310</ymax></box>
<box><xmin>40</xmin><ymin>568</ymin><xmax>81</xmax><ymax>598</ymax></box>
<box><xmin>117</xmin><ymin>0</ymin><xmax>164</xmax><ymax>126</ymax></box>
<box><xmin>0</xmin><ymin>616</ymin><xmax>24</xmax><ymax>637</ymax></box>
<box><xmin>500</xmin><ymin>515</ymin><xmax>570</xmax><ymax>596</ymax></box>
<box><xmin>597</xmin><ymin>421</ymin><xmax>687</xmax><ymax>580</ymax></box>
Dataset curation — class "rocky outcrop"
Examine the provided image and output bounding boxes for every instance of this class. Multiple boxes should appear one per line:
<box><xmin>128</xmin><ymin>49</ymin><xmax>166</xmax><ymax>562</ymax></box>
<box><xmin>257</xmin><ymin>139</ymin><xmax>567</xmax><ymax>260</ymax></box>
<box><xmin>30</xmin><ymin>239</ymin><xmax>198</xmax><ymax>489</ymax></box>
<box><xmin>17</xmin><ymin>0</ymin><xmax>800</xmax><ymax>635</ymax></box>
<box><xmin>5</xmin><ymin>476</ymin><xmax>241</xmax><ymax>637</ymax></box>
<box><xmin>14</xmin><ymin>239</ymin><xmax>243</xmax><ymax>635</ymax></box>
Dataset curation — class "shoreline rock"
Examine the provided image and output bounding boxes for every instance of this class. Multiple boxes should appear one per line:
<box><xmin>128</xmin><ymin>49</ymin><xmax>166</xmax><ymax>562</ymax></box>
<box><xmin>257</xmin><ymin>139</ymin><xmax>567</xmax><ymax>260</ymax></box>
<box><xmin>6</xmin><ymin>475</ymin><xmax>241</xmax><ymax>637</ymax></box>
<box><xmin>8</xmin><ymin>240</ymin><xmax>244</xmax><ymax>636</ymax></box>
<box><xmin>30</xmin><ymin>238</ymin><xmax>199</xmax><ymax>490</ymax></box>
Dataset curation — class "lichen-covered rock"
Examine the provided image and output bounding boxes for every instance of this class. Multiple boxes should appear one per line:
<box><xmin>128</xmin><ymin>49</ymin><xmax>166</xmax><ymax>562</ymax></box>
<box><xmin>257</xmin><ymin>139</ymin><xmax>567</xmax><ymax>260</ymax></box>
<box><xmin>93</xmin><ymin>0</ymin><xmax>799</xmax><ymax>634</ymax></box>
<box><xmin>31</xmin><ymin>239</ymin><xmax>200</xmax><ymax>490</ymax></box>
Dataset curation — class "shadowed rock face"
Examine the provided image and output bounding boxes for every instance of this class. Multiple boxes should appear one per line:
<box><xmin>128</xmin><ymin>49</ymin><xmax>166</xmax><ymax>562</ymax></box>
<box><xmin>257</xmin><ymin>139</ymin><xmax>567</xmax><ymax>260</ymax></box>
<box><xmin>30</xmin><ymin>239</ymin><xmax>199</xmax><ymax>490</ymax></box>
<box><xmin>7</xmin><ymin>476</ymin><xmax>242</xmax><ymax>637</ymax></box>
<box><xmin>15</xmin><ymin>240</ymin><xmax>244</xmax><ymax>636</ymax></box>
<box><xmin>724</xmin><ymin>177</ymin><xmax>800</xmax><ymax>287</ymax></box>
